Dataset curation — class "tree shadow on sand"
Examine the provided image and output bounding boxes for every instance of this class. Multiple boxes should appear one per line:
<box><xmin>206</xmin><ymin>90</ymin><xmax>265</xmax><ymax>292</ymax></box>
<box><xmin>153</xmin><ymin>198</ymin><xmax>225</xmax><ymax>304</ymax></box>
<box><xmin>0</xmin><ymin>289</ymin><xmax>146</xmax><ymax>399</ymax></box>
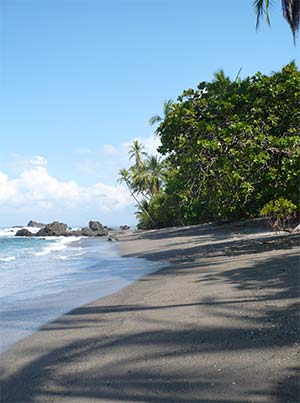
<box><xmin>1</xmin><ymin>236</ymin><xmax>299</xmax><ymax>403</ymax></box>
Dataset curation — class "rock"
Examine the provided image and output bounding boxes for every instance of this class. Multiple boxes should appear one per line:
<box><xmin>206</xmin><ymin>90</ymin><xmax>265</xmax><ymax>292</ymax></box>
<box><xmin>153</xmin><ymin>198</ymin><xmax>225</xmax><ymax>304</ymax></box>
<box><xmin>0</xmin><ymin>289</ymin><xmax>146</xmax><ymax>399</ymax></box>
<box><xmin>89</xmin><ymin>220</ymin><xmax>104</xmax><ymax>231</ymax></box>
<box><xmin>68</xmin><ymin>230</ymin><xmax>83</xmax><ymax>237</ymax></box>
<box><xmin>95</xmin><ymin>228</ymin><xmax>108</xmax><ymax>236</ymax></box>
<box><xmin>27</xmin><ymin>220</ymin><xmax>45</xmax><ymax>228</ymax></box>
<box><xmin>107</xmin><ymin>234</ymin><xmax>118</xmax><ymax>241</ymax></box>
<box><xmin>81</xmin><ymin>227</ymin><xmax>95</xmax><ymax>237</ymax></box>
<box><xmin>15</xmin><ymin>228</ymin><xmax>34</xmax><ymax>237</ymax></box>
<box><xmin>81</xmin><ymin>227</ymin><xmax>108</xmax><ymax>237</ymax></box>
<box><xmin>119</xmin><ymin>225</ymin><xmax>130</xmax><ymax>230</ymax></box>
<box><xmin>82</xmin><ymin>226</ymin><xmax>108</xmax><ymax>237</ymax></box>
<box><xmin>36</xmin><ymin>221</ymin><xmax>68</xmax><ymax>236</ymax></box>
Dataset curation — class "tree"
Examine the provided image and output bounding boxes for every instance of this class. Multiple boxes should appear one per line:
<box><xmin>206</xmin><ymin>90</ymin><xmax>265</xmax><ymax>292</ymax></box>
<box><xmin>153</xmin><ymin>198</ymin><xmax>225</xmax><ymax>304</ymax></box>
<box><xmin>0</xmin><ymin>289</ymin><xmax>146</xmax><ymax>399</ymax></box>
<box><xmin>154</xmin><ymin>62</ymin><xmax>300</xmax><ymax>225</ymax></box>
<box><xmin>144</xmin><ymin>155</ymin><xmax>166</xmax><ymax>197</ymax></box>
<box><xmin>254</xmin><ymin>0</ymin><xmax>300</xmax><ymax>41</ymax></box>
<box><xmin>118</xmin><ymin>167</ymin><xmax>155</xmax><ymax>225</ymax></box>
<box><xmin>128</xmin><ymin>140</ymin><xmax>147</xmax><ymax>168</ymax></box>
<box><xmin>118</xmin><ymin>140</ymin><xmax>169</xmax><ymax>228</ymax></box>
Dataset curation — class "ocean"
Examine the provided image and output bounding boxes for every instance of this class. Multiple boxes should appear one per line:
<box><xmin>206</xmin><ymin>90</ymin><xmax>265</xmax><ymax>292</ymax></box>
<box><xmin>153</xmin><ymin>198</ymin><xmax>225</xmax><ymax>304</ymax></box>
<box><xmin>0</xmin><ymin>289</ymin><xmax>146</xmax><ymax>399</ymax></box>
<box><xmin>0</xmin><ymin>227</ymin><xmax>165</xmax><ymax>352</ymax></box>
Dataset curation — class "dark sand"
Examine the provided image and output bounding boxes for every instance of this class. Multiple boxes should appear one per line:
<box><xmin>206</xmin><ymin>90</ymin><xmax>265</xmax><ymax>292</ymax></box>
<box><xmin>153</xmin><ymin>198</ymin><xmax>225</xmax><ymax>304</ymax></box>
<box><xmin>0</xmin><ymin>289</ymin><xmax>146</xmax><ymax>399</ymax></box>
<box><xmin>1</xmin><ymin>221</ymin><xmax>299</xmax><ymax>403</ymax></box>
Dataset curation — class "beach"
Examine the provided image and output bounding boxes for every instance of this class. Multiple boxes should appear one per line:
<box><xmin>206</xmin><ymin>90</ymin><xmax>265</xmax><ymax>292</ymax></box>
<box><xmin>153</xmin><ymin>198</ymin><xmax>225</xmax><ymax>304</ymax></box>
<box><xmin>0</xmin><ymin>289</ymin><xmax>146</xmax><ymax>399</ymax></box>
<box><xmin>1</xmin><ymin>221</ymin><xmax>299</xmax><ymax>403</ymax></box>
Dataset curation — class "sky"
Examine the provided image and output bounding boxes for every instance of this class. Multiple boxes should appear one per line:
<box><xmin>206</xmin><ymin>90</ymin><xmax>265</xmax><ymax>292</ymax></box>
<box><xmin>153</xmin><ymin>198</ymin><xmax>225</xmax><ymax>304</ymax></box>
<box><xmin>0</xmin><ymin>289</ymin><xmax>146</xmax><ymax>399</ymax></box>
<box><xmin>0</xmin><ymin>0</ymin><xmax>299</xmax><ymax>227</ymax></box>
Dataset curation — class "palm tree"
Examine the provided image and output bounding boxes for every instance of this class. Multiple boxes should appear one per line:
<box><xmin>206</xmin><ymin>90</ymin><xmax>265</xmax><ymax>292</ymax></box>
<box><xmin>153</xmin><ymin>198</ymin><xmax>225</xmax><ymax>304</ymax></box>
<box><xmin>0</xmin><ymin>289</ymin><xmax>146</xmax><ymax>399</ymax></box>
<box><xmin>212</xmin><ymin>69</ymin><xmax>232</xmax><ymax>95</ymax></box>
<box><xmin>134</xmin><ymin>199</ymin><xmax>150</xmax><ymax>222</ymax></box>
<box><xmin>149</xmin><ymin>99</ymin><xmax>174</xmax><ymax>129</ymax></box>
<box><xmin>128</xmin><ymin>140</ymin><xmax>147</xmax><ymax>168</ymax></box>
<box><xmin>118</xmin><ymin>168</ymin><xmax>155</xmax><ymax>225</ymax></box>
<box><xmin>254</xmin><ymin>0</ymin><xmax>300</xmax><ymax>42</ymax></box>
<box><xmin>213</xmin><ymin>69</ymin><xmax>231</xmax><ymax>85</ymax></box>
<box><xmin>130</xmin><ymin>164</ymin><xmax>151</xmax><ymax>201</ymax></box>
<box><xmin>145</xmin><ymin>155</ymin><xmax>166</xmax><ymax>197</ymax></box>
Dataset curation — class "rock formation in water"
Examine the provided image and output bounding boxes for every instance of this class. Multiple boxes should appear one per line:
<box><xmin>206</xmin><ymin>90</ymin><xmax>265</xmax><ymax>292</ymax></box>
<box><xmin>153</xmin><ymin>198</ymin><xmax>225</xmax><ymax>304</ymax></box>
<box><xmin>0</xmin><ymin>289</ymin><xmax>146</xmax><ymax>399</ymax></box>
<box><xmin>36</xmin><ymin>221</ymin><xmax>68</xmax><ymax>236</ymax></box>
<box><xmin>15</xmin><ymin>220</ymin><xmax>109</xmax><ymax>237</ymax></box>
<box><xmin>27</xmin><ymin>220</ymin><xmax>46</xmax><ymax>228</ymax></box>
<box><xmin>15</xmin><ymin>228</ymin><xmax>34</xmax><ymax>237</ymax></box>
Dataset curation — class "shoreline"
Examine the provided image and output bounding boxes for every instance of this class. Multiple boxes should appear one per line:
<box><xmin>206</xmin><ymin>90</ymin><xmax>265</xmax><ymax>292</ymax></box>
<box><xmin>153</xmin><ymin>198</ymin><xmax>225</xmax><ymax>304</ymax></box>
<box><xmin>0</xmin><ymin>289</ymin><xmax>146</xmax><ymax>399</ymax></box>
<box><xmin>1</xmin><ymin>221</ymin><xmax>299</xmax><ymax>402</ymax></box>
<box><xmin>0</xmin><ymin>236</ymin><xmax>166</xmax><ymax>354</ymax></box>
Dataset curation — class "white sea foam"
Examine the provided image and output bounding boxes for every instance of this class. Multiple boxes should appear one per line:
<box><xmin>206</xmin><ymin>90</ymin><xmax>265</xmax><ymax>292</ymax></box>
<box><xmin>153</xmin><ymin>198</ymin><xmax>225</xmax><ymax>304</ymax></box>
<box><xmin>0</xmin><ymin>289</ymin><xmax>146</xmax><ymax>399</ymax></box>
<box><xmin>0</xmin><ymin>228</ymin><xmax>18</xmax><ymax>237</ymax></box>
<box><xmin>0</xmin><ymin>256</ymin><xmax>16</xmax><ymax>262</ymax></box>
<box><xmin>55</xmin><ymin>250</ymin><xmax>85</xmax><ymax>260</ymax></box>
<box><xmin>34</xmin><ymin>236</ymin><xmax>80</xmax><ymax>256</ymax></box>
<box><xmin>0</xmin><ymin>226</ymin><xmax>41</xmax><ymax>237</ymax></box>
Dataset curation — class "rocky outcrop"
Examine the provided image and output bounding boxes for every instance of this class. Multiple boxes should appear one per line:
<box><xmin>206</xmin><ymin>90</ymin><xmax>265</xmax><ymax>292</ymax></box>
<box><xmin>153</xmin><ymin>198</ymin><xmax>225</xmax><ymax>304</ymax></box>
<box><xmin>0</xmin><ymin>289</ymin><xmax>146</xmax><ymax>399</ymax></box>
<box><xmin>81</xmin><ymin>227</ymin><xmax>96</xmax><ymax>237</ymax></box>
<box><xmin>15</xmin><ymin>228</ymin><xmax>34</xmax><ymax>237</ymax></box>
<box><xmin>82</xmin><ymin>224</ymin><xmax>108</xmax><ymax>237</ymax></box>
<box><xmin>27</xmin><ymin>220</ymin><xmax>45</xmax><ymax>228</ymax></box>
<box><xmin>89</xmin><ymin>221</ymin><xmax>104</xmax><ymax>231</ymax></box>
<box><xmin>25</xmin><ymin>220</ymin><xmax>109</xmax><ymax>237</ymax></box>
<box><xmin>36</xmin><ymin>221</ymin><xmax>68</xmax><ymax>236</ymax></box>
<box><xmin>120</xmin><ymin>225</ymin><xmax>130</xmax><ymax>230</ymax></box>
<box><xmin>68</xmin><ymin>230</ymin><xmax>83</xmax><ymax>237</ymax></box>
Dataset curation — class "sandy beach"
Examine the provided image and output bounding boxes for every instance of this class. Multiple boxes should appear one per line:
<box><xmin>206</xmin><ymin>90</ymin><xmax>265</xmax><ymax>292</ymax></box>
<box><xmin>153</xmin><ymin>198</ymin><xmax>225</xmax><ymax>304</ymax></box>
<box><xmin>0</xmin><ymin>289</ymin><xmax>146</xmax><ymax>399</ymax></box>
<box><xmin>1</xmin><ymin>220</ymin><xmax>299</xmax><ymax>403</ymax></box>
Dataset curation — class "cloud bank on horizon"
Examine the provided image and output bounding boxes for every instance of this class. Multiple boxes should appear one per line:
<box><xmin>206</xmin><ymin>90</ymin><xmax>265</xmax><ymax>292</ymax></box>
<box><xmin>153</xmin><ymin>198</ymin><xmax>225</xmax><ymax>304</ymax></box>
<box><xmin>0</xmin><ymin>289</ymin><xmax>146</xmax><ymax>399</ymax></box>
<box><xmin>0</xmin><ymin>135</ymin><xmax>161</xmax><ymax>227</ymax></box>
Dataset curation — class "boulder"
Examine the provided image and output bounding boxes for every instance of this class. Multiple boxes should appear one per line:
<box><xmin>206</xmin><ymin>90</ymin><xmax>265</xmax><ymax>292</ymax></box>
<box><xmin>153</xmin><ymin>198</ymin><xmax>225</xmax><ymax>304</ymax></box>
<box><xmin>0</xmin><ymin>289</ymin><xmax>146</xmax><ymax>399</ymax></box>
<box><xmin>94</xmin><ymin>228</ymin><xmax>108</xmax><ymax>237</ymax></box>
<box><xmin>15</xmin><ymin>228</ymin><xmax>34</xmax><ymax>237</ymax></box>
<box><xmin>89</xmin><ymin>220</ymin><xmax>104</xmax><ymax>231</ymax></box>
<box><xmin>81</xmin><ymin>227</ymin><xmax>95</xmax><ymax>237</ymax></box>
<box><xmin>27</xmin><ymin>220</ymin><xmax>45</xmax><ymax>228</ymax></box>
<box><xmin>119</xmin><ymin>225</ymin><xmax>130</xmax><ymax>230</ymax></box>
<box><xmin>82</xmin><ymin>226</ymin><xmax>108</xmax><ymax>237</ymax></box>
<box><xmin>68</xmin><ymin>230</ymin><xmax>83</xmax><ymax>237</ymax></box>
<box><xmin>36</xmin><ymin>221</ymin><xmax>68</xmax><ymax>236</ymax></box>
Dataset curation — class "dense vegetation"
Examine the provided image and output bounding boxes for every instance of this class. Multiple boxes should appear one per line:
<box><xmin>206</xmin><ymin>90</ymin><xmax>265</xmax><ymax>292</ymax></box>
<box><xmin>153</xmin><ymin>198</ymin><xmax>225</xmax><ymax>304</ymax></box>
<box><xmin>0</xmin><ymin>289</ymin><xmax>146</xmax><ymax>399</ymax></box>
<box><xmin>120</xmin><ymin>63</ymin><xmax>300</xmax><ymax>229</ymax></box>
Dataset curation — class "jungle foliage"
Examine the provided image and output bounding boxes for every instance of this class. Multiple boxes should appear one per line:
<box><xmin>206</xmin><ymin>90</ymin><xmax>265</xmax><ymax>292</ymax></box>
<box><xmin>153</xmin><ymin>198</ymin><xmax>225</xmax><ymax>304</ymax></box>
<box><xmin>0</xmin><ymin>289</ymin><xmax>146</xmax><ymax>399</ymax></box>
<box><xmin>133</xmin><ymin>62</ymin><xmax>299</xmax><ymax>229</ymax></box>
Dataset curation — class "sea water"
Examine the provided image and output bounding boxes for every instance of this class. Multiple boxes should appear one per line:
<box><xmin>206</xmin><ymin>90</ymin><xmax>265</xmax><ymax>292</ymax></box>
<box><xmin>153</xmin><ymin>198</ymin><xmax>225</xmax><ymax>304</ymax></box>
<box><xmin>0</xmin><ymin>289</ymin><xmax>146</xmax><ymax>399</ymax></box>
<box><xmin>0</xmin><ymin>228</ymin><xmax>166</xmax><ymax>352</ymax></box>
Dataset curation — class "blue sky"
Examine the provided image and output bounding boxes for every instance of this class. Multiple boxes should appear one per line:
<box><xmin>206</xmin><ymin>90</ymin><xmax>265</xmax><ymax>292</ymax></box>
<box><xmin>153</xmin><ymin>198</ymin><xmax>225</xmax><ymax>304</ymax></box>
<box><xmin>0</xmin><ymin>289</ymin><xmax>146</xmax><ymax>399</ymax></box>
<box><xmin>0</xmin><ymin>0</ymin><xmax>299</xmax><ymax>227</ymax></box>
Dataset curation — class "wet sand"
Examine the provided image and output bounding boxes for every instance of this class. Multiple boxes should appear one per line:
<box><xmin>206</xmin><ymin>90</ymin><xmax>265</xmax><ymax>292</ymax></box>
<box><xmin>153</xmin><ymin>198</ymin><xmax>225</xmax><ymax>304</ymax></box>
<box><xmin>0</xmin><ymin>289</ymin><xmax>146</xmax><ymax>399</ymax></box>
<box><xmin>1</xmin><ymin>220</ymin><xmax>299</xmax><ymax>403</ymax></box>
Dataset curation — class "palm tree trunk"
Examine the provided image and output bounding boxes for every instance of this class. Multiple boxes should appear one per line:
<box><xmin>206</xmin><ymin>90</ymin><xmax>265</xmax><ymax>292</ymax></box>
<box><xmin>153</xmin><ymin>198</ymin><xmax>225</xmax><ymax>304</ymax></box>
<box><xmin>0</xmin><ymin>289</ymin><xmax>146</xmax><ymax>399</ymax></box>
<box><xmin>124</xmin><ymin>179</ymin><xmax>156</xmax><ymax>226</ymax></box>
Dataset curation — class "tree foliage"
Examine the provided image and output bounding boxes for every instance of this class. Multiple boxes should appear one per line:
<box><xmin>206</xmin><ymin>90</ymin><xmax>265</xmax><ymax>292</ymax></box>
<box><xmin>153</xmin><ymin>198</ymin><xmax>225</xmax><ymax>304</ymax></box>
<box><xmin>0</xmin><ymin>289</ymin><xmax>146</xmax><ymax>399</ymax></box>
<box><xmin>118</xmin><ymin>144</ymin><xmax>168</xmax><ymax>228</ymax></box>
<box><xmin>144</xmin><ymin>62</ymin><xmax>300</xmax><ymax>227</ymax></box>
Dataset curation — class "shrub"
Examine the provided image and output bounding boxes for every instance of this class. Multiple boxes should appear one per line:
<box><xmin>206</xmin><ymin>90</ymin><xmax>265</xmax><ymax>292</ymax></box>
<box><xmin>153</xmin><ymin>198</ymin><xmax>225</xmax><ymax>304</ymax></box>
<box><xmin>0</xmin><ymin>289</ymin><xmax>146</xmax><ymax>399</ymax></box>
<box><xmin>260</xmin><ymin>198</ymin><xmax>297</xmax><ymax>231</ymax></box>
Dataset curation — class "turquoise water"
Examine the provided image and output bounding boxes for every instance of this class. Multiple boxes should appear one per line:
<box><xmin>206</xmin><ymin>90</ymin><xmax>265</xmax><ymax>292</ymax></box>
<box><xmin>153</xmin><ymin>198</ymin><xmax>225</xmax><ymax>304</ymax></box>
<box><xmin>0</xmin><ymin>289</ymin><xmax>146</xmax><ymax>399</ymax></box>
<box><xmin>0</xmin><ymin>229</ymin><xmax>166</xmax><ymax>352</ymax></box>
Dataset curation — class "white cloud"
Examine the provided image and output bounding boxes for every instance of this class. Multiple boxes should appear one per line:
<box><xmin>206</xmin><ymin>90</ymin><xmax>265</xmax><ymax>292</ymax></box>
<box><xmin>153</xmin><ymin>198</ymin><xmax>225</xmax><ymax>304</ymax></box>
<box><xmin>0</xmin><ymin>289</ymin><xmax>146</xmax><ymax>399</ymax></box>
<box><xmin>9</xmin><ymin>154</ymin><xmax>48</xmax><ymax>173</ymax></box>
<box><xmin>0</xmin><ymin>172</ymin><xmax>17</xmax><ymax>202</ymax></box>
<box><xmin>142</xmin><ymin>135</ymin><xmax>161</xmax><ymax>155</ymax></box>
<box><xmin>3</xmin><ymin>135</ymin><xmax>162</xmax><ymax>223</ymax></box>
<box><xmin>0</xmin><ymin>165</ymin><xmax>131</xmax><ymax>213</ymax></box>
<box><xmin>30</xmin><ymin>155</ymin><xmax>48</xmax><ymax>166</ymax></box>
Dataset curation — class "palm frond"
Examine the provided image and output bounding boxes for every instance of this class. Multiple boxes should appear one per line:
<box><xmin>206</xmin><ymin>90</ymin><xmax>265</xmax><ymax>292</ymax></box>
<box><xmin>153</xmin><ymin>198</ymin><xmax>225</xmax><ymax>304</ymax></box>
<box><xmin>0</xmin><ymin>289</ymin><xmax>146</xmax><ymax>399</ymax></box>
<box><xmin>163</xmin><ymin>99</ymin><xmax>174</xmax><ymax>116</ymax></box>
<box><xmin>149</xmin><ymin>115</ymin><xmax>162</xmax><ymax>126</ymax></box>
<box><xmin>282</xmin><ymin>0</ymin><xmax>300</xmax><ymax>41</ymax></box>
<box><xmin>254</xmin><ymin>0</ymin><xmax>272</xmax><ymax>28</ymax></box>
